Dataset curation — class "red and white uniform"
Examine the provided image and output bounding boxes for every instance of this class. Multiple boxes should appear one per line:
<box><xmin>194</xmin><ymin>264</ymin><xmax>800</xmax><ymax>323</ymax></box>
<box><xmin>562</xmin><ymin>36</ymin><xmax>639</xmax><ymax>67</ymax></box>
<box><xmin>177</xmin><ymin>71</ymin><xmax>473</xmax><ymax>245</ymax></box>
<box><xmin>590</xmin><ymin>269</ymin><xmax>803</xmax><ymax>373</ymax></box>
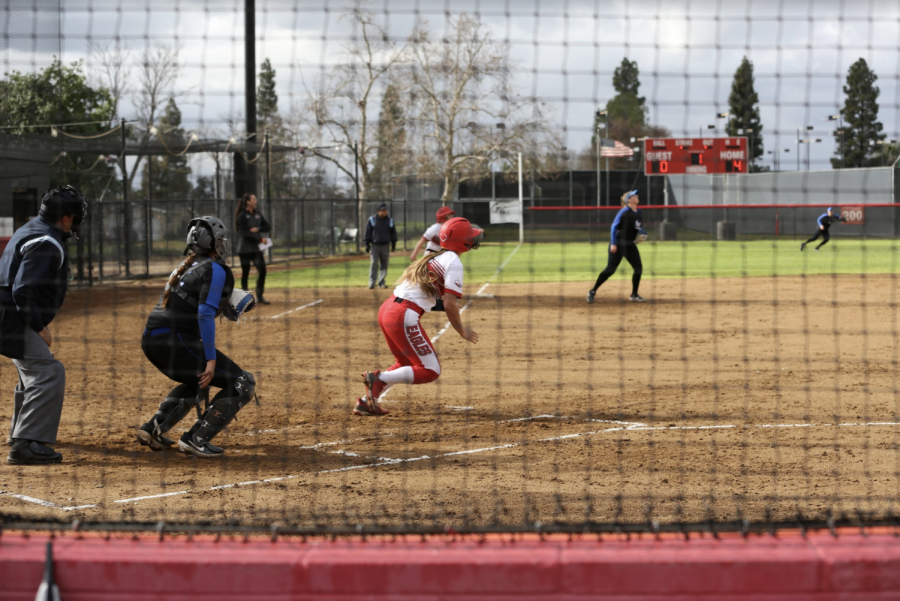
<box><xmin>378</xmin><ymin>251</ymin><xmax>464</xmax><ymax>385</ymax></box>
<box><xmin>422</xmin><ymin>222</ymin><xmax>443</xmax><ymax>253</ymax></box>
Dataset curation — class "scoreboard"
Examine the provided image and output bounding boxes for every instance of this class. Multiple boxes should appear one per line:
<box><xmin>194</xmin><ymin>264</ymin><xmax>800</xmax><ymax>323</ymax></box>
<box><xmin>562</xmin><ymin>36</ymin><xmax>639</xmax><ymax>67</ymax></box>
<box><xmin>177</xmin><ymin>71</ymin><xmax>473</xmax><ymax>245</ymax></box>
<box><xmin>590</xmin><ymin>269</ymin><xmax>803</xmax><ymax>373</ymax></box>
<box><xmin>643</xmin><ymin>137</ymin><xmax>749</xmax><ymax>175</ymax></box>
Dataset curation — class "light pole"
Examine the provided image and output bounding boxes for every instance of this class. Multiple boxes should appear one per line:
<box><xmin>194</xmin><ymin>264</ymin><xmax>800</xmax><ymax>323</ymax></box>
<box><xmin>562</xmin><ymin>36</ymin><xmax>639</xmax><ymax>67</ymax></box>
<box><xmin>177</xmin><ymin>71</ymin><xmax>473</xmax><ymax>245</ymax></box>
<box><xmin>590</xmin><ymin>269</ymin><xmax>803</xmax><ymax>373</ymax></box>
<box><xmin>595</xmin><ymin>109</ymin><xmax>608</xmax><ymax>206</ymax></box>
<box><xmin>798</xmin><ymin>138</ymin><xmax>821</xmax><ymax>171</ymax></box>
<box><xmin>739</xmin><ymin>127</ymin><xmax>755</xmax><ymax>169</ymax></box>
<box><xmin>699</xmin><ymin>124</ymin><xmax>715</xmax><ymax>138</ymax></box>
<box><xmin>796</xmin><ymin>126</ymin><xmax>814</xmax><ymax>170</ymax></box>
<box><xmin>767</xmin><ymin>148</ymin><xmax>791</xmax><ymax>172</ymax></box>
<box><xmin>716</xmin><ymin>111</ymin><xmax>729</xmax><ymax>137</ymax></box>
<box><xmin>827</xmin><ymin>114</ymin><xmax>844</xmax><ymax>168</ymax></box>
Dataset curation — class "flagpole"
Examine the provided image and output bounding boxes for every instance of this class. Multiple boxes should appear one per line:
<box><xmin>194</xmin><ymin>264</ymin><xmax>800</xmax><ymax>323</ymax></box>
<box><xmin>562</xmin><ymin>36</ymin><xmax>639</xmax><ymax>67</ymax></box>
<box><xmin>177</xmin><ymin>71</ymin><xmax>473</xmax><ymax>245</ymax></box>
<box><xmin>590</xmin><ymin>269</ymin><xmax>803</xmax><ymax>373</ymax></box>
<box><xmin>605</xmin><ymin>112</ymin><xmax>610</xmax><ymax>206</ymax></box>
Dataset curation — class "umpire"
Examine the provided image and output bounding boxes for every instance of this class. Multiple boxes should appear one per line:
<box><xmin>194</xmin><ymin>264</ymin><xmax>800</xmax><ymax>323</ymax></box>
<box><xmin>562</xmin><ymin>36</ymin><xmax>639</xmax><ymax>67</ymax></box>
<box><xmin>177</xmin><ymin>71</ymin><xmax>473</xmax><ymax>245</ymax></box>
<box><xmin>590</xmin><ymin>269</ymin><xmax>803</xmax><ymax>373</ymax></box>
<box><xmin>0</xmin><ymin>186</ymin><xmax>86</xmax><ymax>465</ymax></box>
<box><xmin>364</xmin><ymin>202</ymin><xmax>397</xmax><ymax>289</ymax></box>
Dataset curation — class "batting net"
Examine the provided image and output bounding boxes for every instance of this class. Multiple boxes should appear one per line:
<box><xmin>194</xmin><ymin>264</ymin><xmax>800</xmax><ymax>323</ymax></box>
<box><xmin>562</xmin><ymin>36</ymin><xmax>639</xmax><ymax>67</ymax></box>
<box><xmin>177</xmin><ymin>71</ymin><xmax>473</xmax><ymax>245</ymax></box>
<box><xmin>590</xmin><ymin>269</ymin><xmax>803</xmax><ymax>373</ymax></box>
<box><xmin>0</xmin><ymin>0</ymin><xmax>899</xmax><ymax>538</ymax></box>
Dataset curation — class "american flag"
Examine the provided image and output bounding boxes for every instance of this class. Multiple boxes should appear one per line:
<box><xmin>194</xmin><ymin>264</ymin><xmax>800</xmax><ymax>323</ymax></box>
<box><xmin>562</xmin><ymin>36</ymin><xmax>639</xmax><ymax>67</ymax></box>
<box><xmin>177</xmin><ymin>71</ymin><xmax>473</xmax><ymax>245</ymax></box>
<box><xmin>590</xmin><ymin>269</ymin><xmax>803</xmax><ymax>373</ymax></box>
<box><xmin>600</xmin><ymin>138</ymin><xmax>634</xmax><ymax>157</ymax></box>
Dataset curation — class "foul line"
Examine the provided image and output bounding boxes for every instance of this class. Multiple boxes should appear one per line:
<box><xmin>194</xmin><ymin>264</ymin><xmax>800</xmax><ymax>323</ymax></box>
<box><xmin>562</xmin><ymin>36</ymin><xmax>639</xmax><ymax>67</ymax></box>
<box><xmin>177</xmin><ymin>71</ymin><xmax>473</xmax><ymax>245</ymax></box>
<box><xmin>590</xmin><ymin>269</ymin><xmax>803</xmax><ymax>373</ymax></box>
<box><xmin>269</xmin><ymin>299</ymin><xmax>323</xmax><ymax>320</ymax></box>
<box><xmin>5</xmin><ymin>418</ymin><xmax>900</xmax><ymax>513</ymax></box>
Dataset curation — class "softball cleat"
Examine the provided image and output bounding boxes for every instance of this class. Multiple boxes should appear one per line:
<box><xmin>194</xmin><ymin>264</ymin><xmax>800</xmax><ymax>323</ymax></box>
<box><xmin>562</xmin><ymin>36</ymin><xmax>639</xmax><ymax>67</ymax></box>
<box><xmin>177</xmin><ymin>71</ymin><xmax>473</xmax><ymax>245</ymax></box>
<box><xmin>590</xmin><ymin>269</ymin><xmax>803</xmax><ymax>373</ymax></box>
<box><xmin>136</xmin><ymin>424</ymin><xmax>175</xmax><ymax>452</ymax></box>
<box><xmin>362</xmin><ymin>370</ymin><xmax>386</xmax><ymax>410</ymax></box>
<box><xmin>353</xmin><ymin>397</ymin><xmax>390</xmax><ymax>416</ymax></box>
<box><xmin>629</xmin><ymin>294</ymin><xmax>647</xmax><ymax>303</ymax></box>
<box><xmin>178</xmin><ymin>433</ymin><xmax>225</xmax><ymax>458</ymax></box>
<box><xmin>586</xmin><ymin>290</ymin><xmax>596</xmax><ymax>304</ymax></box>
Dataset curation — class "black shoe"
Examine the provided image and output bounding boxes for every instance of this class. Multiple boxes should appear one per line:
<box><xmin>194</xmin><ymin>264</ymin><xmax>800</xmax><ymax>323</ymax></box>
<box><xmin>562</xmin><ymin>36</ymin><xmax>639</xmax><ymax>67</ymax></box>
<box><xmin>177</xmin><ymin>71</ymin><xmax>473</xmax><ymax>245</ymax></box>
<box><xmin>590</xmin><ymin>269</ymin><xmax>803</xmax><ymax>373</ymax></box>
<box><xmin>136</xmin><ymin>423</ymin><xmax>175</xmax><ymax>452</ymax></box>
<box><xmin>257</xmin><ymin>293</ymin><xmax>271</xmax><ymax>305</ymax></box>
<box><xmin>378</xmin><ymin>283</ymin><xmax>388</xmax><ymax>289</ymax></box>
<box><xmin>800</xmin><ymin>243</ymin><xmax>806</xmax><ymax>251</ymax></box>
<box><xmin>7</xmin><ymin>439</ymin><xmax>62</xmax><ymax>465</ymax></box>
<box><xmin>178</xmin><ymin>433</ymin><xmax>225</xmax><ymax>458</ymax></box>
<box><xmin>629</xmin><ymin>294</ymin><xmax>647</xmax><ymax>303</ymax></box>
<box><xmin>586</xmin><ymin>290</ymin><xmax>596</xmax><ymax>304</ymax></box>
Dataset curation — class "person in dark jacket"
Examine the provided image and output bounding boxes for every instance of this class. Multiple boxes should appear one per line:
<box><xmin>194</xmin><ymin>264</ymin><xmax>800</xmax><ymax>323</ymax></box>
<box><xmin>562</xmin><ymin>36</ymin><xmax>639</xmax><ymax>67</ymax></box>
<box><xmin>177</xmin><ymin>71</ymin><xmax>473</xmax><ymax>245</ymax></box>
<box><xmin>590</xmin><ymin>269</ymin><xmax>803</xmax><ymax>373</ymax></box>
<box><xmin>137</xmin><ymin>216</ymin><xmax>258</xmax><ymax>458</ymax></box>
<box><xmin>364</xmin><ymin>202</ymin><xmax>397</xmax><ymax>289</ymax></box>
<box><xmin>586</xmin><ymin>190</ymin><xmax>648</xmax><ymax>304</ymax></box>
<box><xmin>801</xmin><ymin>207</ymin><xmax>844</xmax><ymax>252</ymax></box>
<box><xmin>235</xmin><ymin>193</ymin><xmax>271</xmax><ymax>304</ymax></box>
<box><xmin>0</xmin><ymin>186</ymin><xmax>87</xmax><ymax>465</ymax></box>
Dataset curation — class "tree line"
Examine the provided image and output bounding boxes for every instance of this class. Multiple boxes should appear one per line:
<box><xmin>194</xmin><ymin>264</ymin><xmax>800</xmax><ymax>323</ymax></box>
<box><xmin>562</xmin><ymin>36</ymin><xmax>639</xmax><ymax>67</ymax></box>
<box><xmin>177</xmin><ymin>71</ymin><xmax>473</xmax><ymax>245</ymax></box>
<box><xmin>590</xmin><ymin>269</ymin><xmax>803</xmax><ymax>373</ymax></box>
<box><xmin>0</xmin><ymin>4</ymin><xmax>895</xmax><ymax>206</ymax></box>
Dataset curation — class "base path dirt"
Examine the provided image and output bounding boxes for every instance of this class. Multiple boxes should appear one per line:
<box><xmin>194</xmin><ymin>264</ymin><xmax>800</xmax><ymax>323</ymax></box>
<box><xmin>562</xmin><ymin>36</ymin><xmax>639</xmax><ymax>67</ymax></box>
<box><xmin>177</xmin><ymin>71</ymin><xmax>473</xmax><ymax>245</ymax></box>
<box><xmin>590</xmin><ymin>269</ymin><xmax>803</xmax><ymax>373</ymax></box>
<box><xmin>0</xmin><ymin>273</ymin><xmax>897</xmax><ymax>529</ymax></box>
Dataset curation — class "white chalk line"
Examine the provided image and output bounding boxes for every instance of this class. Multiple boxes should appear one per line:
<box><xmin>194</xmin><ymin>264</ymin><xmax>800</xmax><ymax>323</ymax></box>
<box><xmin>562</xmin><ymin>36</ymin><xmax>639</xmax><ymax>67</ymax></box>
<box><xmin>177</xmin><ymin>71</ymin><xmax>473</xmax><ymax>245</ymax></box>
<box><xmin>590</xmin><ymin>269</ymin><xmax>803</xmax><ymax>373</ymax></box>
<box><xmin>5</xmin><ymin>417</ymin><xmax>900</xmax><ymax>513</ymax></box>
<box><xmin>268</xmin><ymin>299</ymin><xmax>323</xmax><ymax>320</ymax></box>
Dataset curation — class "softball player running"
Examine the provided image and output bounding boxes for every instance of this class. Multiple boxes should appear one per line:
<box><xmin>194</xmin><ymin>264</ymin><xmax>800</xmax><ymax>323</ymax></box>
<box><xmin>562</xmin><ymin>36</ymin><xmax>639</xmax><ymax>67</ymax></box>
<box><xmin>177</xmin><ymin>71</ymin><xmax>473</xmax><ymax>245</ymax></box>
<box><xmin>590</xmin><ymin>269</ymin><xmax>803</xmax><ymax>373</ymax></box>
<box><xmin>137</xmin><ymin>217</ymin><xmax>258</xmax><ymax>458</ymax></box>
<box><xmin>354</xmin><ymin>217</ymin><xmax>483</xmax><ymax>416</ymax></box>
<box><xmin>801</xmin><ymin>207</ymin><xmax>844</xmax><ymax>251</ymax></box>
<box><xmin>409</xmin><ymin>206</ymin><xmax>456</xmax><ymax>261</ymax></box>
<box><xmin>586</xmin><ymin>190</ymin><xmax>648</xmax><ymax>304</ymax></box>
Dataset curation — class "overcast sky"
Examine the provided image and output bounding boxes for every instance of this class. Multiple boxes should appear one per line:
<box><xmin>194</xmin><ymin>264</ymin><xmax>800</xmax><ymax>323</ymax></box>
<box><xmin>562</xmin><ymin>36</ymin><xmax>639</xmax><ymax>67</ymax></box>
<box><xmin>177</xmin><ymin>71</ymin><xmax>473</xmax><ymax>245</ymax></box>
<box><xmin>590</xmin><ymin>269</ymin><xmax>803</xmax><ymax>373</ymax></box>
<box><xmin>5</xmin><ymin>0</ymin><xmax>900</xmax><ymax>175</ymax></box>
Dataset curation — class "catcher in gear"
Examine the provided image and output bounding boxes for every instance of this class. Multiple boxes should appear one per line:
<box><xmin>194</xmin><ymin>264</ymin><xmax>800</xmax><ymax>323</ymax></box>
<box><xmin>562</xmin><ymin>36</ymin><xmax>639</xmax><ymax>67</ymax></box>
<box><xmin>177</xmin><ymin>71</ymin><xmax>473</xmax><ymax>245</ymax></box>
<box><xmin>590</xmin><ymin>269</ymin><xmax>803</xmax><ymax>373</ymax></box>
<box><xmin>136</xmin><ymin>217</ymin><xmax>258</xmax><ymax>458</ymax></box>
<box><xmin>586</xmin><ymin>190</ymin><xmax>647</xmax><ymax>304</ymax></box>
<box><xmin>355</xmin><ymin>217</ymin><xmax>483</xmax><ymax>416</ymax></box>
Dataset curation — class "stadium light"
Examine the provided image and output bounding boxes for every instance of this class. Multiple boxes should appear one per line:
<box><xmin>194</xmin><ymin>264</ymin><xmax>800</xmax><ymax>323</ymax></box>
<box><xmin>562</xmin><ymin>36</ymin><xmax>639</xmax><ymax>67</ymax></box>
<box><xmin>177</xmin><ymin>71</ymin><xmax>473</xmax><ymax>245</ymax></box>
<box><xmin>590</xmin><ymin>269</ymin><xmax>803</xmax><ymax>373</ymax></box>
<box><xmin>827</xmin><ymin>114</ymin><xmax>844</xmax><ymax>168</ymax></box>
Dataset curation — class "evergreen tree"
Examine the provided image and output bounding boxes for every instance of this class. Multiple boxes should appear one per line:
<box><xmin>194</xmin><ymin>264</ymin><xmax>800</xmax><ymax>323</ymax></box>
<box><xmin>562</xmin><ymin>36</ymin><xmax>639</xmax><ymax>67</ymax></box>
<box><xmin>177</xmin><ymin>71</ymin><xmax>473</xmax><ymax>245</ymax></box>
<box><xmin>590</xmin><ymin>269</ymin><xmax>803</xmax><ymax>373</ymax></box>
<box><xmin>141</xmin><ymin>98</ymin><xmax>192</xmax><ymax>200</ymax></box>
<box><xmin>605</xmin><ymin>58</ymin><xmax>647</xmax><ymax>127</ymax></box>
<box><xmin>833</xmin><ymin>58</ymin><xmax>885</xmax><ymax>168</ymax></box>
<box><xmin>257</xmin><ymin>57</ymin><xmax>278</xmax><ymax>133</ymax></box>
<box><xmin>725</xmin><ymin>56</ymin><xmax>764</xmax><ymax>170</ymax></box>
<box><xmin>368</xmin><ymin>85</ymin><xmax>407</xmax><ymax>199</ymax></box>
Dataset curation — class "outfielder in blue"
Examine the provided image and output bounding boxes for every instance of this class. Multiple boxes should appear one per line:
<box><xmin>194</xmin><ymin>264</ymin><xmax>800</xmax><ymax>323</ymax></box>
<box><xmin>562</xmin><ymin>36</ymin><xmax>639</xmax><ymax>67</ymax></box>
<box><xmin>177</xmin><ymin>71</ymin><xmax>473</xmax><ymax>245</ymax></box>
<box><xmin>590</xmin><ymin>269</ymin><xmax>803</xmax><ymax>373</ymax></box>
<box><xmin>801</xmin><ymin>207</ymin><xmax>844</xmax><ymax>252</ymax></box>
<box><xmin>586</xmin><ymin>190</ymin><xmax>648</xmax><ymax>304</ymax></box>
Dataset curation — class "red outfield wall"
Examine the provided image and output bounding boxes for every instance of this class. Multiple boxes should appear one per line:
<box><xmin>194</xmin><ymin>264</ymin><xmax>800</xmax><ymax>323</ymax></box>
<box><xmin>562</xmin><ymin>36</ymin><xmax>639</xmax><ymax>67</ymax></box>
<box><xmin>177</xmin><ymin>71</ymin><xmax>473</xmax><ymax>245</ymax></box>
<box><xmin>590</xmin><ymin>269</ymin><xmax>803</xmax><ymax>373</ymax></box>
<box><xmin>1</xmin><ymin>530</ymin><xmax>900</xmax><ymax>600</ymax></box>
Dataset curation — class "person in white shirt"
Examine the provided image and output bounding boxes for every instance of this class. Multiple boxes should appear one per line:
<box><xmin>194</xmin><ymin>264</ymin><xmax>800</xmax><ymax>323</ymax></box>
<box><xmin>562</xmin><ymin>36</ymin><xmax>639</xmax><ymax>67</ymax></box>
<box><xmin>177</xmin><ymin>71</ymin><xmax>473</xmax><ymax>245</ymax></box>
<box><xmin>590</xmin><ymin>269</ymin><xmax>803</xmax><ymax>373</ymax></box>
<box><xmin>409</xmin><ymin>206</ymin><xmax>455</xmax><ymax>261</ymax></box>
<box><xmin>354</xmin><ymin>217</ymin><xmax>484</xmax><ymax>416</ymax></box>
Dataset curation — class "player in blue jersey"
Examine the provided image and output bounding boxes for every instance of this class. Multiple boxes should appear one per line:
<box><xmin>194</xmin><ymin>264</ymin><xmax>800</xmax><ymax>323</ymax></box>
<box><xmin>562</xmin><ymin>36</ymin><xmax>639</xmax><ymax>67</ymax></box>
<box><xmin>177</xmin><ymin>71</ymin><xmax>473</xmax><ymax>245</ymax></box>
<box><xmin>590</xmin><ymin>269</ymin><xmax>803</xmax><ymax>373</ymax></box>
<box><xmin>586</xmin><ymin>190</ymin><xmax>648</xmax><ymax>304</ymax></box>
<box><xmin>137</xmin><ymin>217</ymin><xmax>258</xmax><ymax>458</ymax></box>
<box><xmin>801</xmin><ymin>207</ymin><xmax>844</xmax><ymax>252</ymax></box>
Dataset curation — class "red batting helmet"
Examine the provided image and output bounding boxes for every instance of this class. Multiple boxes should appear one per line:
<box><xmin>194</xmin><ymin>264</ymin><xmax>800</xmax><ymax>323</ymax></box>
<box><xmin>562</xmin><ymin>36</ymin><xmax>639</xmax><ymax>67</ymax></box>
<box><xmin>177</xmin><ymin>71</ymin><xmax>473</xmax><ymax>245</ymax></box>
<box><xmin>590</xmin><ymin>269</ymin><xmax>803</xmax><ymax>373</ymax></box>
<box><xmin>436</xmin><ymin>206</ymin><xmax>456</xmax><ymax>223</ymax></box>
<box><xmin>439</xmin><ymin>217</ymin><xmax>483</xmax><ymax>254</ymax></box>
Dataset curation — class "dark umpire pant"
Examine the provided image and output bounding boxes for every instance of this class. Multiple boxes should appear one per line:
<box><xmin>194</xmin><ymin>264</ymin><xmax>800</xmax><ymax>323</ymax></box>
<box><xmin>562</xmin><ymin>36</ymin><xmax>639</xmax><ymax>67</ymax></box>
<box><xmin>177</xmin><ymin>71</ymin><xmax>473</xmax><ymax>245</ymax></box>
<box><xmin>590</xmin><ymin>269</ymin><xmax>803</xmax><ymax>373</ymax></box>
<box><xmin>369</xmin><ymin>243</ymin><xmax>390</xmax><ymax>288</ymax></box>
<box><xmin>239</xmin><ymin>251</ymin><xmax>267</xmax><ymax>294</ymax></box>
<box><xmin>142</xmin><ymin>330</ymin><xmax>244</xmax><ymax>402</ymax></box>
<box><xmin>592</xmin><ymin>244</ymin><xmax>643</xmax><ymax>296</ymax></box>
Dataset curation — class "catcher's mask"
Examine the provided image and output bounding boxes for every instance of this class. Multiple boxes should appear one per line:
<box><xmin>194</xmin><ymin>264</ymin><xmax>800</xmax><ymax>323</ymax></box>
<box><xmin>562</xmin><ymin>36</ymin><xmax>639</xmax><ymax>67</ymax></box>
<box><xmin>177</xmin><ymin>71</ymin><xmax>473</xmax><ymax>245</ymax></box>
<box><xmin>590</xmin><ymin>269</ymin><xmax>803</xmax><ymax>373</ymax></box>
<box><xmin>185</xmin><ymin>216</ymin><xmax>228</xmax><ymax>258</ymax></box>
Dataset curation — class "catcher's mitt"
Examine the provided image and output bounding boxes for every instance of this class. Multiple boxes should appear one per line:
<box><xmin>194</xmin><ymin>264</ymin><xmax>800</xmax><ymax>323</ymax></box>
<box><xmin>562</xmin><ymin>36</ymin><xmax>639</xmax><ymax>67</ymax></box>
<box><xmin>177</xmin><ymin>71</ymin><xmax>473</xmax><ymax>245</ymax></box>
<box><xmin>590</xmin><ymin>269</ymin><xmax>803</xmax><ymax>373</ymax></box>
<box><xmin>222</xmin><ymin>288</ymin><xmax>257</xmax><ymax>322</ymax></box>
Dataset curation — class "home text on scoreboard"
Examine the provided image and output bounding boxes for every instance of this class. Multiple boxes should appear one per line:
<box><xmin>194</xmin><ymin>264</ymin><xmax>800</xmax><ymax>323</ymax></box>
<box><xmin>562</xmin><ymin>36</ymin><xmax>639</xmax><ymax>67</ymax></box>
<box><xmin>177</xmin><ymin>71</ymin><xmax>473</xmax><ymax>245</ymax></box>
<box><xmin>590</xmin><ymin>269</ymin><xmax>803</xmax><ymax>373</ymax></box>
<box><xmin>644</xmin><ymin>138</ymin><xmax>749</xmax><ymax>175</ymax></box>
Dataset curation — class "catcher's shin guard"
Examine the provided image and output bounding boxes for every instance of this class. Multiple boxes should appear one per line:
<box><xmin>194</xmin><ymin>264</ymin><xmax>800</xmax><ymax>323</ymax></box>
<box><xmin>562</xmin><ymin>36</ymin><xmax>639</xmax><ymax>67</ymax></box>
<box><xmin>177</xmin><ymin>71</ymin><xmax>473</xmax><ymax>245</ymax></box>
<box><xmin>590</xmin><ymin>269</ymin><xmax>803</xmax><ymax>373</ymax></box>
<box><xmin>180</xmin><ymin>372</ymin><xmax>257</xmax><ymax>457</ymax></box>
<box><xmin>137</xmin><ymin>393</ymin><xmax>196</xmax><ymax>451</ymax></box>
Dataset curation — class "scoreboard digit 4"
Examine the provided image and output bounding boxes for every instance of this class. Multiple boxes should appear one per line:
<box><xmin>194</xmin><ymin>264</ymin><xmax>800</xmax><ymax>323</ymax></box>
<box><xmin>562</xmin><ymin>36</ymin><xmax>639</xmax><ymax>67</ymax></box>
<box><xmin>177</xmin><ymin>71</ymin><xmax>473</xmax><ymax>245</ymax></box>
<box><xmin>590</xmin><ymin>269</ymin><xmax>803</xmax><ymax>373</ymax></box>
<box><xmin>644</xmin><ymin>138</ymin><xmax>749</xmax><ymax>175</ymax></box>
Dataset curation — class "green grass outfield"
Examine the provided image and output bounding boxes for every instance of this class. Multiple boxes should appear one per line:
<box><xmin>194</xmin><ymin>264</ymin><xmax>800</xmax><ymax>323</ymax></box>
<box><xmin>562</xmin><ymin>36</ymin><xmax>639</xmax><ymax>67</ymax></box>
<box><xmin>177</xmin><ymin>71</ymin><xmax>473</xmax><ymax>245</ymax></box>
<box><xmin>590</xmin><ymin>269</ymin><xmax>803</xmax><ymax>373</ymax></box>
<box><xmin>266</xmin><ymin>239</ymin><xmax>900</xmax><ymax>289</ymax></box>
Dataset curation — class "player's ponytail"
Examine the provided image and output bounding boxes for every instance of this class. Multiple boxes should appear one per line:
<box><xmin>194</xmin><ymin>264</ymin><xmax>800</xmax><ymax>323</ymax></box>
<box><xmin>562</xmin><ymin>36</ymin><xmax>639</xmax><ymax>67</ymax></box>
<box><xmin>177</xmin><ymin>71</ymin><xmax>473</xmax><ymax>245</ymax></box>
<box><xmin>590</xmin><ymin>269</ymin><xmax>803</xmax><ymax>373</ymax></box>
<box><xmin>162</xmin><ymin>253</ymin><xmax>197</xmax><ymax>307</ymax></box>
<box><xmin>620</xmin><ymin>192</ymin><xmax>630</xmax><ymax>206</ymax></box>
<box><xmin>397</xmin><ymin>249</ymin><xmax>447</xmax><ymax>297</ymax></box>
<box><xmin>235</xmin><ymin>193</ymin><xmax>253</xmax><ymax>227</ymax></box>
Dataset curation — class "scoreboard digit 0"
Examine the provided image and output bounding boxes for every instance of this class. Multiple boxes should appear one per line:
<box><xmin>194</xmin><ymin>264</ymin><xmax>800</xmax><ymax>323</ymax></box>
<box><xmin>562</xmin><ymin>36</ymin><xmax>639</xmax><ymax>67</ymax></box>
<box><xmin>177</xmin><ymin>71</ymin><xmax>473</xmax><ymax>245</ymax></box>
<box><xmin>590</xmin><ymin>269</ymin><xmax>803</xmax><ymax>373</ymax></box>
<box><xmin>644</xmin><ymin>138</ymin><xmax>749</xmax><ymax>175</ymax></box>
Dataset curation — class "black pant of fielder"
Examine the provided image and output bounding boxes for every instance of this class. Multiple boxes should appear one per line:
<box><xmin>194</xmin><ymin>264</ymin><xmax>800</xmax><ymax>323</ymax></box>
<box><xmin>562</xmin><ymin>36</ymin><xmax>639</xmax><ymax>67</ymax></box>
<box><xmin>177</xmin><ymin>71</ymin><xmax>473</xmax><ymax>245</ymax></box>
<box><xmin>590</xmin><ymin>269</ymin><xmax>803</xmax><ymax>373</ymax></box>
<box><xmin>239</xmin><ymin>251</ymin><xmax>267</xmax><ymax>295</ymax></box>
<box><xmin>591</xmin><ymin>244</ymin><xmax>643</xmax><ymax>296</ymax></box>
<box><xmin>804</xmin><ymin>228</ymin><xmax>830</xmax><ymax>249</ymax></box>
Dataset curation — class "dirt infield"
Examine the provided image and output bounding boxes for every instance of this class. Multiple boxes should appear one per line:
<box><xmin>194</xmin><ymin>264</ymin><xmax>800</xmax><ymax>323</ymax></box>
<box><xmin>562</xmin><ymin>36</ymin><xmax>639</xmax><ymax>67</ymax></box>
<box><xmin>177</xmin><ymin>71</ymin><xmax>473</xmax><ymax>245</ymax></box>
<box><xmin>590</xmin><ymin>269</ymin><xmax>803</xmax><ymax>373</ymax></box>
<box><xmin>0</xmin><ymin>272</ymin><xmax>898</xmax><ymax>528</ymax></box>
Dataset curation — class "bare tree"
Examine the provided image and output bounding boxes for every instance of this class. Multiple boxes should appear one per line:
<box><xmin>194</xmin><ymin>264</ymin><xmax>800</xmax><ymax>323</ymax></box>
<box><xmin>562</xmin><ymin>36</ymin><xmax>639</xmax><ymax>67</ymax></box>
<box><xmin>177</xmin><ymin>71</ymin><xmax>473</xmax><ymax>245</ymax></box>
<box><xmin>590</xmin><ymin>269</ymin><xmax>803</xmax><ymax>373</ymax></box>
<box><xmin>296</xmin><ymin>1</ymin><xmax>408</xmax><ymax>216</ymax></box>
<box><xmin>406</xmin><ymin>14</ymin><xmax>558</xmax><ymax>202</ymax></box>
<box><xmin>89</xmin><ymin>41</ymin><xmax>131</xmax><ymax>120</ymax></box>
<box><xmin>123</xmin><ymin>45</ymin><xmax>184</xmax><ymax>193</ymax></box>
